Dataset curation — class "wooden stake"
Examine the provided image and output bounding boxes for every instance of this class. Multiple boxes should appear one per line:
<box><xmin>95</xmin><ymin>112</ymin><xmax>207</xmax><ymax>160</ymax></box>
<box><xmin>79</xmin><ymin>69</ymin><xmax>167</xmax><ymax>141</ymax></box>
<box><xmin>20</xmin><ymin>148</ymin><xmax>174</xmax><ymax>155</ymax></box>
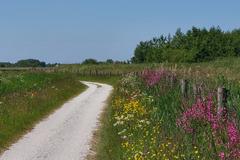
<box><xmin>193</xmin><ymin>83</ymin><xmax>198</xmax><ymax>99</ymax></box>
<box><xmin>217</xmin><ymin>87</ymin><xmax>228</xmax><ymax>111</ymax></box>
<box><xmin>180</xmin><ymin>79</ymin><xmax>189</xmax><ymax>98</ymax></box>
<box><xmin>170</xmin><ymin>74</ymin><xmax>176</xmax><ymax>88</ymax></box>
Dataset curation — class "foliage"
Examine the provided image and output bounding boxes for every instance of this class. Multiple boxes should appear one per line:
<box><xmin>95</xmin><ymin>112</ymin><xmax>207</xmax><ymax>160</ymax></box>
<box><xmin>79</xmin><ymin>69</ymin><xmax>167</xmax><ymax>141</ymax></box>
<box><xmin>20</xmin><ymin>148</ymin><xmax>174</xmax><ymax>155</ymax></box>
<box><xmin>0</xmin><ymin>59</ymin><xmax>55</xmax><ymax>68</ymax></box>
<box><xmin>15</xmin><ymin>59</ymin><xmax>46</xmax><ymax>67</ymax></box>
<box><xmin>106</xmin><ymin>59</ymin><xmax>114</xmax><ymax>64</ymax></box>
<box><xmin>81</xmin><ymin>58</ymin><xmax>129</xmax><ymax>65</ymax></box>
<box><xmin>0</xmin><ymin>62</ymin><xmax>12</xmax><ymax>68</ymax></box>
<box><xmin>81</xmin><ymin>58</ymin><xmax>99</xmax><ymax>65</ymax></box>
<box><xmin>132</xmin><ymin>27</ymin><xmax>240</xmax><ymax>63</ymax></box>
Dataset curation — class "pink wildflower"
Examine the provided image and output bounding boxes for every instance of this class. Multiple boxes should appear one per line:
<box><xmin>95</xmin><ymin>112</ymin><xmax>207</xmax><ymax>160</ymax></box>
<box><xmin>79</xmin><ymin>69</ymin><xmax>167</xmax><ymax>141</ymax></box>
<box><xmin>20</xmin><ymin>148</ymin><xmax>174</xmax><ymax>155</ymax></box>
<box><xmin>227</xmin><ymin>121</ymin><xmax>239</xmax><ymax>146</ymax></box>
<box><xmin>177</xmin><ymin>95</ymin><xmax>221</xmax><ymax>133</ymax></box>
<box><xmin>141</xmin><ymin>69</ymin><xmax>175</xmax><ymax>87</ymax></box>
<box><xmin>218</xmin><ymin>152</ymin><xmax>225</xmax><ymax>160</ymax></box>
<box><xmin>177</xmin><ymin>94</ymin><xmax>240</xmax><ymax>159</ymax></box>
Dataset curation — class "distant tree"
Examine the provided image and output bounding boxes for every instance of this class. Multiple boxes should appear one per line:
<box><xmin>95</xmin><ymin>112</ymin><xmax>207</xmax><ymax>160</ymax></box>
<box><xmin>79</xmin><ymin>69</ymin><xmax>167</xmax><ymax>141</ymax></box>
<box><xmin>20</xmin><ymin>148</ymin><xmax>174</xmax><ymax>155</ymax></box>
<box><xmin>15</xmin><ymin>59</ymin><xmax>46</xmax><ymax>67</ymax></box>
<box><xmin>0</xmin><ymin>62</ymin><xmax>12</xmax><ymax>67</ymax></box>
<box><xmin>231</xmin><ymin>29</ymin><xmax>240</xmax><ymax>56</ymax></box>
<box><xmin>171</xmin><ymin>28</ymin><xmax>185</xmax><ymax>49</ymax></box>
<box><xmin>81</xmin><ymin>58</ymin><xmax>98</xmax><ymax>65</ymax></box>
<box><xmin>106</xmin><ymin>59</ymin><xmax>114</xmax><ymax>64</ymax></box>
<box><xmin>132</xmin><ymin>41</ymin><xmax>150</xmax><ymax>63</ymax></box>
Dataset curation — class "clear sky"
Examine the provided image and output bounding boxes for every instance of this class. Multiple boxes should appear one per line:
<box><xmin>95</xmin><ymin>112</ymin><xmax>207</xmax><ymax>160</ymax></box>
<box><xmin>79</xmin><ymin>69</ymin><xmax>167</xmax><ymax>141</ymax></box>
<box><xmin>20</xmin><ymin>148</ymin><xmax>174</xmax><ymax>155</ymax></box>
<box><xmin>0</xmin><ymin>0</ymin><xmax>239</xmax><ymax>63</ymax></box>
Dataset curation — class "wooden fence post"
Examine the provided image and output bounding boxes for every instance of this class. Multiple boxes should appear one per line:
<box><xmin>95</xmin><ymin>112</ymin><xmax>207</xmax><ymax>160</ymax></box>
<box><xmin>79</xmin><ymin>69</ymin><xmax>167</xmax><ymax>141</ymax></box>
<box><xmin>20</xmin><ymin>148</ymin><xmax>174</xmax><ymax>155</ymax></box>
<box><xmin>193</xmin><ymin>83</ymin><xmax>198</xmax><ymax>99</ymax></box>
<box><xmin>180</xmin><ymin>79</ymin><xmax>189</xmax><ymax>98</ymax></box>
<box><xmin>217</xmin><ymin>87</ymin><xmax>228</xmax><ymax>113</ymax></box>
<box><xmin>169</xmin><ymin>74</ymin><xmax>176</xmax><ymax>88</ymax></box>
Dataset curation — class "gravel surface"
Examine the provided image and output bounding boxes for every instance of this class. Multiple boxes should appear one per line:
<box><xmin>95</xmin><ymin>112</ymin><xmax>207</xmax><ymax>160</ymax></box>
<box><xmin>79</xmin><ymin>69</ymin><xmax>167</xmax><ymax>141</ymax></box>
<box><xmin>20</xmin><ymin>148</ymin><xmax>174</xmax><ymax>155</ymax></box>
<box><xmin>0</xmin><ymin>81</ymin><xmax>113</xmax><ymax>160</ymax></box>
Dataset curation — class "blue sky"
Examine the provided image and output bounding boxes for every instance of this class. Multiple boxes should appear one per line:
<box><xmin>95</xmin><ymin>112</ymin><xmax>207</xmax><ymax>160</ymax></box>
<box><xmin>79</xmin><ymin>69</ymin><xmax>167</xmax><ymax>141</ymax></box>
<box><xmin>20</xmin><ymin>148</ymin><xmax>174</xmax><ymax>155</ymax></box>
<box><xmin>0</xmin><ymin>0</ymin><xmax>239</xmax><ymax>63</ymax></box>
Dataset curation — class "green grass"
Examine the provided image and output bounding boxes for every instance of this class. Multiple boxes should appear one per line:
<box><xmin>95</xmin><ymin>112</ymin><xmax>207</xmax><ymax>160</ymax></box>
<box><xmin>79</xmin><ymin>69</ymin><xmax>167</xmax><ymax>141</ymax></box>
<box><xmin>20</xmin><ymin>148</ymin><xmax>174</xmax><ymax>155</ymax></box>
<box><xmin>59</xmin><ymin>57</ymin><xmax>240</xmax><ymax>81</ymax></box>
<box><xmin>78</xmin><ymin>75</ymin><xmax>121</xmax><ymax>160</ymax></box>
<box><xmin>94</xmin><ymin>92</ymin><xmax>122</xmax><ymax>160</ymax></box>
<box><xmin>73</xmin><ymin>58</ymin><xmax>240</xmax><ymax>160</ymax></box>
<box><xmin>0</xmin><ymin>71</ymin><xmax>66</xmax><ymax>95</ymax></box>
<box><xmin>2</xmin><ymin>57</ymin><xmax>240</xmax><ymax>159</ymax></box>
<box><xmin>0</xmin><ymin>72</ymin><xmax>86</xmax><ymax>152</ymax></box>
<box><xmin>81</xmin><ymin>57</ymin><xmax>240</xmax><ymax>160</ymax></box>
<box><xmin>0</xmin><ymin>71</ymin><xmax>120</xmax><ymax>157</ymax></box>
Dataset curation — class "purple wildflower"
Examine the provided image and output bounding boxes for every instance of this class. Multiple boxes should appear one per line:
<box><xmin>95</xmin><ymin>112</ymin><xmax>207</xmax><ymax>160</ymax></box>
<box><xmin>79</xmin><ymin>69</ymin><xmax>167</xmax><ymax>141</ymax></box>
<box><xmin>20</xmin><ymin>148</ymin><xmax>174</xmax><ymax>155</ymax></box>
<box><xmin>227</xmin><ymin>121</ymin><xmax>239</xmax><ymax>146</ymax></box>
<box><xmin>141</xmin><ymin>69</ymin><xmax>176</xmax><ymax>87</ymax></box>
<box><xmin>218</xmin><ymin>152</ymin><xmax>225</xmax><ymax>160</ymax></box>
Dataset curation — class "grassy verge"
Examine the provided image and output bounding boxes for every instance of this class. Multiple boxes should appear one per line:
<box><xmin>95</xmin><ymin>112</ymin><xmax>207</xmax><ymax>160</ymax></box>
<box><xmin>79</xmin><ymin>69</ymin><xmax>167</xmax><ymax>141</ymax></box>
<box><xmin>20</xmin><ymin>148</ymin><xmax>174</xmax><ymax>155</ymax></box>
<box><xmin>87</xmin><ymin>90</ymin><xmax>122</xmax><ymax>160</ymax></box>
<box><xmin>86</xmin><ymin>63</ymin><xmax>240</xmax><ymax>159</ymax></box>
<box><xmin>0</xmin><ymin>72</ymin><xmax>86</xmax><ymax>152</ymax></box>
<box><xmin>60</xmin><ymin>57</ymin><xmax>240</xmax><ymax>81</ymax></box>
<box><xmin>102</xmin><ymin>70</ymin><xmax>240</xmax><ymax>159</ymax></box>
<box><xmin>78</xmin><ymin>75</ymin><xmax>121</xmax><ymax>160</ymax></box>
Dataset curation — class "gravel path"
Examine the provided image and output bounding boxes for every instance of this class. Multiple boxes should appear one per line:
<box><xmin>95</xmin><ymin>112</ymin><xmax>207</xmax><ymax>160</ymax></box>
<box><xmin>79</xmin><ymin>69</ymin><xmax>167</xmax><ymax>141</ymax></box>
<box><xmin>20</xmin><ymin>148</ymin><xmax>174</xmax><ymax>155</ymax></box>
<box><xmin>0</xmin><ymin>81</ymin><xmax>113</xmax><ymax>160</ymax></box>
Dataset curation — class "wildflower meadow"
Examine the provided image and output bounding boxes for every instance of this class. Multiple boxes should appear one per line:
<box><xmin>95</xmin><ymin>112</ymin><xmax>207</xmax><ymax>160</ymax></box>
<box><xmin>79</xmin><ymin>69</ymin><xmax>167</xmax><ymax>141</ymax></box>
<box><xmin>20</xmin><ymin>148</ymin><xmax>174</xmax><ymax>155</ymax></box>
<box><xmin>111</xmin><ymin>69</ymin><xmax>240</xmax><ymax>160</ymax></box>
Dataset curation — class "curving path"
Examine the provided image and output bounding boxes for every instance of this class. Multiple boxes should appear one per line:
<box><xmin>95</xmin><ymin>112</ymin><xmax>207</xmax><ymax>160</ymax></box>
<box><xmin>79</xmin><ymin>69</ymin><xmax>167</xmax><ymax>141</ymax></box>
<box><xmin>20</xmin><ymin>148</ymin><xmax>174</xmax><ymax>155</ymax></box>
<box><xmin>0</xmin><ymin>81</ymin><xmax>113</xmax><ymax>160</ymax></box>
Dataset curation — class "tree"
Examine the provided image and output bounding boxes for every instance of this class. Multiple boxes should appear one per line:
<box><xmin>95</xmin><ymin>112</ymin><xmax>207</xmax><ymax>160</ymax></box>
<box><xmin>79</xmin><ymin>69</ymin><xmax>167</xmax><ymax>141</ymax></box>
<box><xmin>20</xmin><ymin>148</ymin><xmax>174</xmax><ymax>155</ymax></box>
<box><xmin>131</xmin><ymin>26</ymin><xmax>240</xmax><ymax>63</ymax></box>
<box><xmin>81</xmin><ymin>58</ymin><xmax>98</xmax><ymax>65</ymax></box>
<box><xmin>106</xmin><ymin>59</ymin><xmax>114</xmax><ymax>64</ymax></box>
<box><xmin>0</xmin><ymin>62</ymin><xmax>12</xmax><ymax>67</ymax></box>
<box><xmin>15</xmin><ymin>59</ymin><xmax>46</xmax><ymax>67</ymax></box>
<box><xmin>231</xmin><ymin>29</ymin><xmax>240</xmax><ymax>56</ymax></box>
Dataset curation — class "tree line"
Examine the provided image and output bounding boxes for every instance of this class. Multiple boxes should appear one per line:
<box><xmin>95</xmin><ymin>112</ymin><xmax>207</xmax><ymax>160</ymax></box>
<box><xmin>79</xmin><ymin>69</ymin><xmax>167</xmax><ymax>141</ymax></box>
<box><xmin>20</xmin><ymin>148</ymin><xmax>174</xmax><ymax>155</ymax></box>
<box><xmin>0</xmin><ymin>59</ymin><xmax>58</xmax><ymax>68</ymax></box>
<box><xmin>0</xmin><ymin>58</ymin><xmax>129</xmax><ymax>67</ymax></box>
<box><xmin>81</xmin><ymin>58</ymin><xmax>130</xmax><ymax>65</ymax></box>
<box><xmin>131</xmin><ymin>26</ymin><xmax>240</xmax><ymax>63</ymax></box>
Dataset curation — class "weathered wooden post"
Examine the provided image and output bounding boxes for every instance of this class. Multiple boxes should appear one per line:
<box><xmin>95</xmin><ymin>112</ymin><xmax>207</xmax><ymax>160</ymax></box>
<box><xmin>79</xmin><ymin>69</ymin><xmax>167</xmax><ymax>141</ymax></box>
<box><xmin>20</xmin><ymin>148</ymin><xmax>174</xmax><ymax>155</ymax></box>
<box><xmin>169</xmin><ymin>74</ymin><xmax>176</xmax><ymax>88</ymax></box>
<box><xmin>217</xmin><ymin>87</ymin><xmax>228</xmax><ymax>113</ymax></box>
<box><xmin>180</xmin><ymin>79</ymin><xmax>189</xmax><ymax>98</ymax></box>
<box><xmin>192</xmin><ymin>83</ymin><xmax>198</xmax><ymax>99</ymax></box>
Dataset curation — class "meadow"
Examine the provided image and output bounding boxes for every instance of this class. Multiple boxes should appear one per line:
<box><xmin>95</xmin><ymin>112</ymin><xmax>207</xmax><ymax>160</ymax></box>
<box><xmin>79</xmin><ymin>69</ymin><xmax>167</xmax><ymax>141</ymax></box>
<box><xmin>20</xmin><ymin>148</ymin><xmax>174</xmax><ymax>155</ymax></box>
<box><xmin>106</xmin><ymin>72</ymin><xmax>239</xmax><ymax>159</ymax></box>
<box><xmin>1</xmin><ymin>58</ymin><xmax>240</xmax><ymax>160</ymax></box>
<box><xmin>0</xmin><ymin>70</ymin><xmax>86</xmax><ymax>152</ymax></box>
<box><xmin>57</xmin><ymin>57</ymin><xmax>240</xmax><ymax>81</ymax></box>
<box><xmin>87</xmin><ymin>58</ymin><xmax>240</xmax><ymax>160</ymax></box>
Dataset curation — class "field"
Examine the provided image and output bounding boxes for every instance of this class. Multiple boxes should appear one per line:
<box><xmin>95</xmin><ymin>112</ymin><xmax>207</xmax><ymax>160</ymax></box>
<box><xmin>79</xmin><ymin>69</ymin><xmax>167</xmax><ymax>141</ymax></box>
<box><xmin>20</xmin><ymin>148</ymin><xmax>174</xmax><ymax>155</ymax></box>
<box><xmin>0</xmin><ymin>58</ymin><xmax>240</xmax><ymax>160</ymax></box>
<box><xmin>87</xmin><ymin>58</ymin><xmax>240</xmax><ymax>160</ymax></box>
<box><xmin>0</xmin><ymin>71</ymin><xmax>86</xmax><ymax>152</ymax></box>
<box><xmin>57</xmin><ymin>57</ymin><xmax>240</xmax><ymax>81</ymax></box>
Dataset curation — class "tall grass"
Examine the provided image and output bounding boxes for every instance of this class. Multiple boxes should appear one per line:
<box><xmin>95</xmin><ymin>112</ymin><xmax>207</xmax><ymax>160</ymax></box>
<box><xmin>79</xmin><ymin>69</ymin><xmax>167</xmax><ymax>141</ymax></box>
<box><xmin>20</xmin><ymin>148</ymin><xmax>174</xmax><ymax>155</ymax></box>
<box><xmin>0</xmin><ymin>72</ymin><xmax>86</xmax><ymax>152</ymax></box>
<box><xmin>103</xmin><ymin>68</ymin><xmax>240</xmax><ymax>160</ymax></box>
<box><xmin>83</xmin><ymin>58</ymin><xmax>240</xmax><ymax>160</ymax></box>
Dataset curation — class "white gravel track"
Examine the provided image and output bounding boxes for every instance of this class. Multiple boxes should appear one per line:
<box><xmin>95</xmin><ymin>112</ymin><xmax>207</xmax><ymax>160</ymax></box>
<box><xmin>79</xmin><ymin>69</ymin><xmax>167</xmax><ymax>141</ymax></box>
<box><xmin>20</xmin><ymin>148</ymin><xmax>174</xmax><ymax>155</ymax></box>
<box><xmin>0</xmin><ymin>81</ymin><xmax>113</xmax><ymax>160</ymax></box>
